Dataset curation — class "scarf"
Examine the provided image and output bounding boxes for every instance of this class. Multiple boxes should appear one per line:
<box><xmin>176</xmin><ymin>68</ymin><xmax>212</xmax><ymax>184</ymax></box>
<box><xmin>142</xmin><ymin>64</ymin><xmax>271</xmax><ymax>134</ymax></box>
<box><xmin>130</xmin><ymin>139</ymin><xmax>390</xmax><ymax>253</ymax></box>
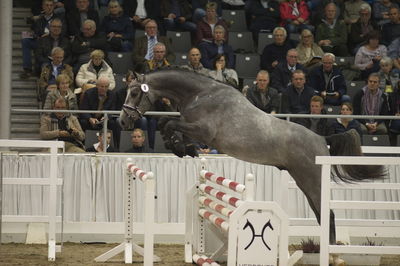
<box><xmin>290</xmin><ymin>2</ymin><xmax>300</xmax><ymax>17</ymax></box>
<box><xmin>361</xmin><ymin>86</ymin><xmax>382</xmax><ymax>122</ymax></box>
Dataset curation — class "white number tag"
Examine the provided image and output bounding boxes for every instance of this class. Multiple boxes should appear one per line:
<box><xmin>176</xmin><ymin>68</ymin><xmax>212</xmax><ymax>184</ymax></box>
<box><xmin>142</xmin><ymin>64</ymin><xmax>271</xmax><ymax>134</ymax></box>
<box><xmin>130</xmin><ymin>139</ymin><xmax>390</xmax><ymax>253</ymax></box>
<box><xmin>141</xmin><ymin>84</ymin><xmax>149</xmax><ymax>92</ymax></box>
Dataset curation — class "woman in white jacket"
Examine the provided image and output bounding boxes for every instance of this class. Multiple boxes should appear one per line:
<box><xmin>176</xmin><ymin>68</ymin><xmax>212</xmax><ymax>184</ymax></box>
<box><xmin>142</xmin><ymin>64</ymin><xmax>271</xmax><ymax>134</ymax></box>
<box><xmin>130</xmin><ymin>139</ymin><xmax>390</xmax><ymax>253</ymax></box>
<box><xmin>75</xmin><ymin>49</ymin><xmax>116</xmax><ymax>91</ymax></box>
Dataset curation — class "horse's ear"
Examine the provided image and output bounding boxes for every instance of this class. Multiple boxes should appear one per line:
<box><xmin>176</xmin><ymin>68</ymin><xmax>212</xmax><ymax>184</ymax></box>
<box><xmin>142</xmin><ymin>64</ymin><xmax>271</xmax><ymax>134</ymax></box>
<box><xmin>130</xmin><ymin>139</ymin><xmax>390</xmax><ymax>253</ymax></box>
<box><xmin>132</xmin><ymin>72</ymin><xmax>144</xmax><ymax>83</ymax></box>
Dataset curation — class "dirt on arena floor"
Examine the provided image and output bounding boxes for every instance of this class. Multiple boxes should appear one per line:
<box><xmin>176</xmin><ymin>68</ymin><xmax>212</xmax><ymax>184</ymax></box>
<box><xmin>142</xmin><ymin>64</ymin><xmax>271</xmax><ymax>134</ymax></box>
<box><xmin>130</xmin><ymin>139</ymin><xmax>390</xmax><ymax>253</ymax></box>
<box><xmin>1</xmin><ymin>243</ymin><xmax>400</xmax><ymax>266</ymax></box>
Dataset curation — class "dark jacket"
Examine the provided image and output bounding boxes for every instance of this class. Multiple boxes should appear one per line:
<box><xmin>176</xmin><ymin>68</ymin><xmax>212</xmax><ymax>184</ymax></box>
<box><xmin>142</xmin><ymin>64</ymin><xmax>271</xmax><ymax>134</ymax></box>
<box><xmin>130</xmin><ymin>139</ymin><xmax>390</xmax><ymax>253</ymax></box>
<box><xmin>160</xmin><ymin>0</ymin><xmax>193</xmax><ymax>20</ymax></box>
<box><xmin>330</xmin><ymin>118</ymin><xmax>363</xmax><ymax>136</ymax></box>
<box><xmin>123</xmin><ymin>0</ymin><xmax>159</xmax><ymax>19</ymax></box>
<box><xmin>246</xmin><ymin>85</ymin><xmax>280</xmax><ymax>113</ymax></box>
<box><xmin>114</xmin><ymin>85</ymin><xmax>128</xmax><ymax>111</ymax></box>
<box><xmin>307</xmin><ymin>65</ymin><xmax>347</xmax><ymax>97</ymax></box>
<box><xmin>198</xmin><ymin>41</ymin><xmax>235</xmax><ymax>69</ymax></box>
<box><xmin>294</xmin><ymin>109</ymin><xmax>334</xmax><ymax>136</ymax></box>
<box><xmin>247</xmin><ymin>0</ymin><xmax>280</xmax><ymax>26</ymax></box>
<box><xmin>353</xmin><ymin>87</ymin><xmax>390</xmax><ymax>125</ymax></box>
<box><xmin>281</xmin><ymin>85</ymin><xmax>316</xmax><ymax>114</ymax></box>
<box><xmin>348</xmin><ymin>18</ymin><xmax>379</xmax><ymax>52</ymax></box>
<box><xmin>70</xmin><ymin>32</ymin><xmax>109</xmax><ymax>57</ymax></box>
<box><xmin>126</xmin><ymin>146</ymin><xmax>152</xmax><ymax>153</ymax></box>
<box><xmin>271</xmin><ymin>62</ymin><xmax>305</xmax><ymax>93</ymax></box>
<box><xmin>196</xmin><ymin>18</ymin><xmax>229</xmax><ymax>45</ymax></box>
<box><xmin>86</xmin><ymin>145</ymin><xmax>116</xmax><ymax>152</ymax></box>
<box><xmin>100</xmin><ymin>14</ymin><xmax>134</xmax><ymax>41</ymax></box>
<box><xmin>382</xmin><ymin>22</ymin><xmax>400</xmax><ymax>46</ymax></box>
<box><xmin>79</xmin><ymin>87</ymin><xmax>116</xmax><ymax>121</ymax></box>
<box><xmin>132</xmin><ymin>35</ymin><xmax>175</xmax><ymax>68</ymax></box>
<box><xmin>35</xmin><ymin>35</ymin><xmax>72</xmax><ymax>65</ymax></box>
<box><xmin>260</xmin><ymin>40</ymin><xmax>296</xmax><ymax>72</ymax></box>
<box><xmin>31</xmin><ymin>13</ymin><xmax>65</xmax><ymax>37</ymax></box>
<box><xmin>66</xmin><ymin>7</ymin><xmax>99</xmax><ymax>37</ymax></box>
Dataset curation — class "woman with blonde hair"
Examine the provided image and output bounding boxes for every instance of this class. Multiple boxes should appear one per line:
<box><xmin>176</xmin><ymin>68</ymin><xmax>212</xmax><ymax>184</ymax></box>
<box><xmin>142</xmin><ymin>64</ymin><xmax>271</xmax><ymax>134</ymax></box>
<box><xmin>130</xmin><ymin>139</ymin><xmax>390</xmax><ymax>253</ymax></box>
<box><xmin>296</xmin><ymin>29</ymin><xmax>324</xmax><ymax>68</ymax></box>
<box><xmin>44</xmin><ymin>74</ymin><xmax>78</xmax><ymax>111</ymax></box>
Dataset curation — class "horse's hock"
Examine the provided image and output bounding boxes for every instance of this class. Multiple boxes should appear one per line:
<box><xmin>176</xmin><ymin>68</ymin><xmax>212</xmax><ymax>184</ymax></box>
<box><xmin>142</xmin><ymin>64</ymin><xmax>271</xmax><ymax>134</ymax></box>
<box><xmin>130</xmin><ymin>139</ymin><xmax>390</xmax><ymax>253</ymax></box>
<box><xmin>184</xmin><ymin>159</ymin><xmax>303</xmax><ymax>266</ymax></box>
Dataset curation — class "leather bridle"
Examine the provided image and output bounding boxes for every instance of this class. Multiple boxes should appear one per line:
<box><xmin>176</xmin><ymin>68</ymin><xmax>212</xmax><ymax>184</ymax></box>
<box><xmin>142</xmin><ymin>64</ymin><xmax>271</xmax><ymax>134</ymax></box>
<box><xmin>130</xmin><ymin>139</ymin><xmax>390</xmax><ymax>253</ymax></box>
<box><xmin>122</xmin><ymin>83</ymin><xmax>152</xmax><ymax>119</ymax></box>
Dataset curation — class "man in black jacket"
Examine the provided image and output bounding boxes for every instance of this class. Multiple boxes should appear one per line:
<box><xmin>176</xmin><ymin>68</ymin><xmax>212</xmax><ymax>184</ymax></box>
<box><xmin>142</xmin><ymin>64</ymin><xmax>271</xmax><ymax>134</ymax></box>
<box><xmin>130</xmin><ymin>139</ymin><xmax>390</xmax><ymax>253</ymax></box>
<box><xmin>65</xmin><ymin>0</ymin><xmax>99</xmax><ymax>37</ymax></box>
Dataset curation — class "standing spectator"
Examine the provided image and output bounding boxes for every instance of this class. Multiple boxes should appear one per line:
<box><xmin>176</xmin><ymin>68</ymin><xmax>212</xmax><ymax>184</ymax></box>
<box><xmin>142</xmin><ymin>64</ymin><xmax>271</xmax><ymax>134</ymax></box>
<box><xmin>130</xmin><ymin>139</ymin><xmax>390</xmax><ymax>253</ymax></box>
<box><xmin>44</xmin><ymin>74</ymin><xmax>78</xmax><ymax>110</ymax></box>
<box><xmin>330</xmin><ymin>102</ymin><xmax>363</xmax><ymax>135</ymax></box>
<box><xmin>132</xmin><ymin>20</ymin><xmax>175</xmax><ymax>72</ymax></box>
<box><xmin>296</xmin><ymin>29</ymin><xmax>324</xmax><ymax>68</ymax></box>
<box><xmin>198</xmin><ymin>25</ymin><xmax>234</xmax><ymax>69</ymax></box>
<box><xmin>382</xmin><ymin>7</ymin><xmax>400</xmax><ymax>46</ymax></box>
<box><xmin>348</xmin><ymin>4</ymin><xmax>379</xmax><ymax>55</ymax></box>
<box><xmin>307</xmin><ymin>53</ymin><xmax>349</xmax><ymax>106</ymax></box>
<box><xmin>315</xmin><ymin>3</ymin><xmax>348</xmax><ymax>56</ymax></box>
<box><xmin>260</xmin><ymin>27</ymin><xmax>296</xmax><ymax>73</ymax></box>
<box><xmin>100</xmin><ymin>0</ymin><xmax>134</xmax><ymax>52</ymax></box>
<box><xmin>271</xmin><ymin>49</ymin><xmax>305</xmax><ymax>93</ymax></box>
<box><xmin>37</xmin><ymin>47</ymin><xmax>74</xmax><ymax>104</ymax></box>
<box><xmin>209</xmin><ymin>54</ymin><xmax>238</xmax><ymax>88</ymax></box>
<box><xmin>35</xmin><ymin>18</ymin><xmax>72</xmax><ymax>69</ymax></box>
<box><xmin>122</xmin><ymin>0</ymin><xmax>159</xmax><ymax>30</ymax></box>
<box><xmin>354</xmin><ymin>30</ymin><xmax>387</xmax><ymax>80</ymax></box>
<box><xmin>76</xmin><ymin>49</ymin><xmax>116</xmax><ymax>92</ymax></box>
<box><xmin>353</xmin><ymin>72</ymin><xmax>390</xmax><ymax>135</ymax></box>
<box><xmin>160</xmin><ymin>0</ymin><xmax>197</xmax><ymax>35</ymax></box>
<box><xmin>373</xmin><ymin>0</ymin><xmax>399</xmax><ymax>26</ymax></box>
<box><xmin>246</xmin><ymin>70</ymin><xmax>280</xmax><ymax>114</ymax></box>
<box><xmin>40</xmin><ymin>97</ymin><xmax>85</xmax><ymax>152</ymax></box>
<box><xmin>20</xmin><ymin>0</ymin><xmax>62</xmax><ymax>78</ymax></box>
<box><xmin>180</xmin><ymin>47</ymin><xmax>210</xmax><ymax>76</ymax></box>
<box><xmin>246</xmin><ymin>0</ymin><xmax>280</xmax><ymax>41</ymax></box>
<box><xmin>70</xmin><ymin>19</ymin><xmax>109</xmax><ymax>71</ymax></box>
<box><xmin>66</xmin><ymin>0</ymin><xmax>99</xmax><ymax>37</ymax></box>
<box><xmin>294</xmin><ymin>95</ymin><xmax>333</xmax><ymax>136</ymax></box>
<box><xmin>142</xmin><ymin>43</ymin><xmax>172</xmax><ymax>73</ymax></box>
<box><xmin>343</xmin><ymin>0</ymin><xmax>367</xmax><ymax>27</ymax></box>
<box><xmin>195</xmin><ymin>2</ymin><xmax>228</xmax><ymax>45</ymax></box>
<box><xmin>126</xmin><ymin>129</ymin><xmax>152</xmax><ymax>153</ymax></box>
<box><xmin>86</xmin><ymin>130</ymin><xmax>116</xmax><ymax>152</ymax></box>
<box><xmin>281</xmin><ymin>69</ymin><xmax>315</xmax><ymax>113</ymax></box>
<box><xmin>279</xmin><ymin>0</ymin><xmax>311</xmax><ymax>34</ymax></box>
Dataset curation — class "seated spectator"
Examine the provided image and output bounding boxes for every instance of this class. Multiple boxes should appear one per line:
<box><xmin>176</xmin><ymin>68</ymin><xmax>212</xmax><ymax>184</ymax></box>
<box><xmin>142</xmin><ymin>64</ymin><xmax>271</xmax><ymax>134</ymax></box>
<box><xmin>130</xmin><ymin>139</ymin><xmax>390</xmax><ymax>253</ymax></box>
<box><xmin>309</xmin><ymin>0</ymin><xmax>344</xmax><ymax>26</ymax></box>
<box><xmin>44</xmin><ymin>74</ymin><xmax>78</xmax><ymax>111</ymax></box>
<box><xmin>35</xmin><ymin>18</ymin><xmax>72</xmax><ymax>69</ymax></box>
<box><xmin>195</xmin><ymin>1</ymin><xmax>228</xmax><ymax>45</ymax></box>
<box><xmin>208</xmin><ymin>54</ymin><xmax>238</xmax><ymax>88</ymax></box>
<box><xmin>281</xmin><ymin>69</ymin><xmax>316</xmax><ymax>113</ymax></box>
<box><xmin>348</xmin><ymin>3</ymin><xmax>379</xmax><ymax>55</ymax></box>
<box><xmin>373</xmin><ymin>0</ymin><xmax>399</xmax><ymax>26</ymax></box>
<box><xmin>296</xmin><ymin>29</ymin><xmax>324</xmax><ymax>69</ymax></box>
<box><xmin>70</xmin><ymin>19</ymin><xmax>109</xmax><ymax>71</ymax></box>
<box><xmin>198</xmin><ymin>25</ymin><xmax>234</xmax><ymax>69</ymax></box>
<box><xmin>315</xmin><ymin>3</ymin><xmax>348</xmax><ymax>56</ymax></box>
<box><xmin>132</xmin><ymin>20</ymin><xmax>175</xmax><ymax>72</ymax></box>
<box><xmin>192</xmin><ymin>0</ymin><xmax>222</xmax><ymax>24</ymax></box>
<box><xmin>86</xmin><ymin>130</ymin><xmax>116</xmax><ymax>152</ymax></box>
<box><xmin>271</xmin><ymin>49</ymin><xmax>305</xmax><ymax>93</ymax></box>
<box><xmin>79</xmin><ymin>77</ymin><xmax>120</xmax><ymax>147</ymax></box>
<box><xmin>76</xmin><ymin>49</ymin><xmax>116</xmax><ymax>96</ymax></box>
<box><xmin>20</xmin><ymin>0</ymin><xmax>63</xmax><ymax>78</ymax></box>
<box><xmin>343</xmin><ymin>0</ymin><xmax>367</xmax><ymax>27</ymax></box>
<box><xmin>40</xmin><ymin>97</ymin><xmax>85</xmax><ymax>152</ymax></box>
<box><xmin>260</xmin><ymin>27</ymin><xmax>296</xmax><ymax>73</ymax></box>
<box><xmin>37</xmin><ymin>47</ymin><xmax>74</xmax><ymax>104</ymax></box>
<box><xmin>307</xmin><ymin>53</ymin><xmax>350</xmax><ymax>106</ymax></box>
<box><xmin>142</xmin><ymin>42</ymin><xmax>172</xmax><ymax>73</ymax></box>
<box><xmin>195</xmin><ymin>143</ymin><xmax>218</xmax><ymax>154</ymax></box>
<box><xmin>115</xmin><ymin>70</ymin><xmax>135</xmax><ymax>110</ymax></box>
<box><xmin>126</xmin><ymin>129</ymin><xmax>152</xmax><ymax>153</ymax></box>
<box><xmin>160</xmin><ymin>0</ymin><xmax>197</xmax><ymax>35</ymax></box>
<box><xmin>389</xmin><ymin>85</ymin><xmax>400</xmax><ymax>135</ymax></box>
<box><xmin>66</xmin><ymin>0</ymin><xmax>99</xmax><ymax>37</ymax></box>
<box><xmin>382</xmin><ymin>7</ymin><xmax>400</xmax><ymax>46</ymax></box>
<box><xmin>246</xmin><ymin>70</ymin><xmax>280</xmax><ymax>114</ymax></box>
<box><xmin>279</xmin><ymin>0</ymin><xmax>312</xmax><ymax>34</ymax></box>
<box><xmin>378</xmin><ymin>57</ymin><xmax>399</xmax><ymax>94</ymax></box>
<box><xmin>330</xmin><ymin>102</ymin><xmax>363</xmax><ymax>135</ymax></box>
<box><xmin>122</xmin><ymin>0</ymin><xmax>159</xmax><ymax>30</ymax></box>
<box><xmin>354</xmin><ymin>30</ymin><xmax>387</xmax><ymax>80</ymax></box>
<box><xmin>353</xmin><ymin>72</ymin><xmax>389</xmax><ymax>134</ymax></box>
<box><xmin>100</xmin><ymin>0</ymin><xmax>134</xmax><ymax>52</ymax></box>
<box><xmin>180</xmin><ymin>47</ymin><xmax>210</xmax><ymax>76</ymax></box>
<box><xmin>294</xmin><ymin>95</ymin><xmax>333</xmax><ymax>136</ymax></box>
<box><xmin>246</xmin><ymin>0</ymin><xmax>280</xmax><ymax>41</ymax></box>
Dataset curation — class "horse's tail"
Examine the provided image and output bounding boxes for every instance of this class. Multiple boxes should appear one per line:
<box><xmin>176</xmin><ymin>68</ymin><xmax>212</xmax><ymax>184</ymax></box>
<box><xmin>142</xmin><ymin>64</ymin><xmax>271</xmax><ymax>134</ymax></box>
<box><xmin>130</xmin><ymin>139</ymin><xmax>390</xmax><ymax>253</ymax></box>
<box><xmin>325</xmin><ymin>129</ymin><xmax>386</xmax><ymax>182</ymax></box>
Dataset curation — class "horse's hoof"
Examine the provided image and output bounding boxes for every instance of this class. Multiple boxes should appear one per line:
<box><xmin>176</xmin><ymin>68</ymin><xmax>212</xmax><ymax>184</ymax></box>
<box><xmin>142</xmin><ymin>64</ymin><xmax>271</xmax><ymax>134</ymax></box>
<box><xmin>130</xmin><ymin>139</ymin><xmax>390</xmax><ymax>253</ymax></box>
<box><xmin>185</xmin><ymin>144</ymin><xmax>199</xmax><ymax>158</ymax></box>
<box><xmin>172</xmin><ymin>142</ymin><xmax>186</xmax><ymax>158</ymax></box>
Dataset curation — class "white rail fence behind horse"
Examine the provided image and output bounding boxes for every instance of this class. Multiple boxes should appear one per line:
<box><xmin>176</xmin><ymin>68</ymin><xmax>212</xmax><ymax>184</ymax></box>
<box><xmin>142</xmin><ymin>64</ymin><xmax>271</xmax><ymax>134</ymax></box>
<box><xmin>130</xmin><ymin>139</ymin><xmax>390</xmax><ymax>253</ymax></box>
<box><xmin>0</xmin><ymin>139</ymin><xmax>63</xmax><ymax>261</ymax></box>
<box><xmin>185</xmin><ymin>159</ymin><xmax>302</xmax><ymax>266</ymax></box>
<box><xmin>94</xmin><ymin>158</ymin><xmax>160</xmax><ymax>265</ymax></box>
<box><xmin>316</xmin><ymin>154</ymin><xmax>400</xmax><ymax>265</ymax></box>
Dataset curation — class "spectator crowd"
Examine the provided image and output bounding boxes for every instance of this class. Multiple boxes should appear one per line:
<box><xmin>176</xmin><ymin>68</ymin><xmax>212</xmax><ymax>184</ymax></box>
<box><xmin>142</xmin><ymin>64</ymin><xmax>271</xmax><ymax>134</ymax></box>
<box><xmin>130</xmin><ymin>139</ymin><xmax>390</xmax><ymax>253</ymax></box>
<box><xmin>19</xmin><ymin>0</ymin><xmax>400</xmax><ymax>151</ymax></box>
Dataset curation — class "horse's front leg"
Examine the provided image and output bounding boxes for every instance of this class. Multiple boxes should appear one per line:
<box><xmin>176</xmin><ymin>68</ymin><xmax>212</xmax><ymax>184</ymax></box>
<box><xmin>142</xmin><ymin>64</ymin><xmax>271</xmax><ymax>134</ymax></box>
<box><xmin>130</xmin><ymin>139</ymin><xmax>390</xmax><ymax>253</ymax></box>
<box><xmin>158</xmin><ymin>117</ymin><xmax>188</xmax><ymax>157</ymax></box>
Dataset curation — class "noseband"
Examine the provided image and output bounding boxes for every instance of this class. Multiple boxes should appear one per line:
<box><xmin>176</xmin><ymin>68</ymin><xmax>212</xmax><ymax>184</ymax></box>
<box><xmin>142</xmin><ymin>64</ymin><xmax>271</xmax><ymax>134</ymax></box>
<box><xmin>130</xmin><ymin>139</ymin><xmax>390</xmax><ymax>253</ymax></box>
<box><xmin>122</xmin><ymin>83</ymin><xmax>152</xmax><ymax>119</ymax></box>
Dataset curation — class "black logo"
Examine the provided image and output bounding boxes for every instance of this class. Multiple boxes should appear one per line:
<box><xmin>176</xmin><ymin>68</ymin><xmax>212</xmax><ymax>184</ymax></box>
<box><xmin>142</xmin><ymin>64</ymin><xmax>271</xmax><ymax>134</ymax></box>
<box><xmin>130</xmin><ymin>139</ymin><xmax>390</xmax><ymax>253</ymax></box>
<box><xmin>243</xmin><ymin>219</ymin><xmax>274</xmax><ymax>250</ymax></box>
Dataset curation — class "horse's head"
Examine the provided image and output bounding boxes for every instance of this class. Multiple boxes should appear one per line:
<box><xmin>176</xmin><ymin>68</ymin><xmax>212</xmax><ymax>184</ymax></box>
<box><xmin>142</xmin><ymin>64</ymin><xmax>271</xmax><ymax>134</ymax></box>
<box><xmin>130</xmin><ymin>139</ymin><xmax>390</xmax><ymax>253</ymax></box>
<box><xmin>119</xmin><ymin>74</ymin><xmax>153</xmax><ymax>129</ymax></box>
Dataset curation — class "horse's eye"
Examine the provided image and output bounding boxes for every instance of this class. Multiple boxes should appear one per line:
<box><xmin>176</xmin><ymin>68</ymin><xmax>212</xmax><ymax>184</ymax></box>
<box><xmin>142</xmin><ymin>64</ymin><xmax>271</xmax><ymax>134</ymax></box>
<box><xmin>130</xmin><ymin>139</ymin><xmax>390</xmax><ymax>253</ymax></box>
<box><xmin>130</xmin><ymin>90</ymin><xmax>139</xmax><ymax>97</ymax></box>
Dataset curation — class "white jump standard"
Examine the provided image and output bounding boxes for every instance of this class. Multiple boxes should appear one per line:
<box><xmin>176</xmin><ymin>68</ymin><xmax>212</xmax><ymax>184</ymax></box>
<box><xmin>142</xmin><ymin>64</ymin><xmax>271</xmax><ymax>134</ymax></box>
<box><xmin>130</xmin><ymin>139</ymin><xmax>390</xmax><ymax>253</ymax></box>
<box><xmin>94</xmin><ymin>159</ymin><xmax>160</xmax><ymax>265</ymax></box>
<box><xmin>185</xmin><ymin>160</ymin><xmax>302</xmax><ymax>266</ymax></box>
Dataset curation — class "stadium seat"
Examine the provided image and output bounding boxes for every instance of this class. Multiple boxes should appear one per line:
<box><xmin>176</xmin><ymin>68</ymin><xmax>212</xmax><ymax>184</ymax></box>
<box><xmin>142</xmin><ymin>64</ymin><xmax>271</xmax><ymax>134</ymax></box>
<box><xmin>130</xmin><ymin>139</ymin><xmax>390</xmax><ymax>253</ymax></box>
<box><xmin>335</xmin><ymin>56</ymin><xmax>355</xmax><ymax>68</ymax></box>
<box><xmin>174</xmin><ymin>52</ymin><xmax>188</xmax><ymax>66</ymax></box>
<box><xmin>107</xmin><ymin>52</ymin><xmax>134</xmax><ymax>74</ymax></box>
<box><xmin>85</xmin><ymin>130</ymin><xmax>115</xmax><ymax>150</ymax></box>
<box><xmin>346</xmin><ymin>80</ymin><xmax>365</xmax><ymax>100</ymax></box>
<box><xmin>257</xmin><ymin>33</ymin><xmax>274</xmax><ymax>54</ymax></box>
<box><xmin>222</xmin><ymin>9</ymin><xmax>247</xmax><ymax>31</ymax></box>
<box><xmin>235</xmin><ymin>54</ymin><xmax>260</xmax><ymax>79</ymax></box>
<box><xmin>229</xmin><ymin>31</ymin><xmax>255</xmax><ymax>53</ymax></box>
<box><xmin>167</xmin><ymin>31</ymin><xmax>191</xmax><ymax>53</ymax></box>
<box><xmin>362</xmin><ymin>135</ymin><xmax>391</xmax><ymax>146</ymax></box>
<box><xmin>119</xmin><ymin>130</ymin><xmax>150</xmax><ymax>152</ymax></box>
<box><xmin>154</xmin><ymin>131</ymin><xmax>171</xmax><ymax>153</ymax></box>
<box><xmin>325</xmin><ymin>105</ymin><xmax>341</xmax><ymax>115</ymax></box>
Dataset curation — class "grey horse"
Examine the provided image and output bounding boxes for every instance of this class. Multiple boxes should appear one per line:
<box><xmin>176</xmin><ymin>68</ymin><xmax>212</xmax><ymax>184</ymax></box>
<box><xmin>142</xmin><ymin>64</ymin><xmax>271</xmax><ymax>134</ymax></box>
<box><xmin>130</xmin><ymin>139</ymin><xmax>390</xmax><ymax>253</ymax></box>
<box><xmin>119</xmin><ymin>68</ymin><xmax>384</xmax><ymax>247</ymax></box>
